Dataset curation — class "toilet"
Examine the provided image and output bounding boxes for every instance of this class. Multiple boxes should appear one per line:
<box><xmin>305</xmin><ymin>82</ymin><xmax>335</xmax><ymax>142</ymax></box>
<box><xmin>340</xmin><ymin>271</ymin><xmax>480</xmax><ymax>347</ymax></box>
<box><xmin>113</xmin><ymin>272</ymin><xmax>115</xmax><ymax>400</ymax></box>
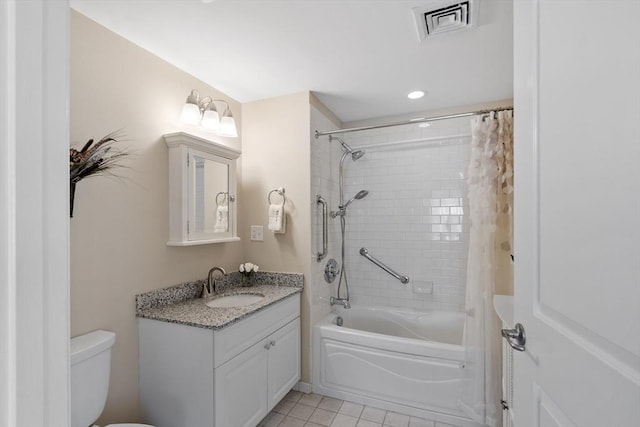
<box><xmin>71</xmin><ymin>329</ymin><xmax>155</xmax><ymax>427</ymax></box>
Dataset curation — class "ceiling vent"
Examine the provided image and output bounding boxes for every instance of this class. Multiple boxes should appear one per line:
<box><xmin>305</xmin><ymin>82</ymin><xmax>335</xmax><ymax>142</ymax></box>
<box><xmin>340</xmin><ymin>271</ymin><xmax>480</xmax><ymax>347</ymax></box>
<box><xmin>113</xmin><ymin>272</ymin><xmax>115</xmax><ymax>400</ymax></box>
<box><xmin>413</xmin><ymin>0</ymin><xmax>479</xmax><ymax>40</ymax></box>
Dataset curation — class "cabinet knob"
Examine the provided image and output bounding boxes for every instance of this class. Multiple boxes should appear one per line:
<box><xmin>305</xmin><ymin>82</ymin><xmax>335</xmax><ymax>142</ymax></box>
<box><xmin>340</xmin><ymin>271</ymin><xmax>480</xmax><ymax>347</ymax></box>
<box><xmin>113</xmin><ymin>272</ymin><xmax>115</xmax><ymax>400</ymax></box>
<box><xmin>264</xmin><ymin>342</ymin><xmax>271</xmax><ymax>350</ymax></box>
<box><xmin>270</xmin><ymin>340</ymin><xmax>276</xmax><ymax>347</ymax></box>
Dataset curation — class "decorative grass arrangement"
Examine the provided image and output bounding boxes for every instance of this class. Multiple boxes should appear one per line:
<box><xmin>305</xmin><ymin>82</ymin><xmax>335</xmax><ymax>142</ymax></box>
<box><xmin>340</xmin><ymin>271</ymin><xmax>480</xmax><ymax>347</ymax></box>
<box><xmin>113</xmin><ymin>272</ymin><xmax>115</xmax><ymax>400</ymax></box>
<box><xmin>69</xmin><ymin>131</ymin><xmax>128</xmax><ymax>217</ymax></box>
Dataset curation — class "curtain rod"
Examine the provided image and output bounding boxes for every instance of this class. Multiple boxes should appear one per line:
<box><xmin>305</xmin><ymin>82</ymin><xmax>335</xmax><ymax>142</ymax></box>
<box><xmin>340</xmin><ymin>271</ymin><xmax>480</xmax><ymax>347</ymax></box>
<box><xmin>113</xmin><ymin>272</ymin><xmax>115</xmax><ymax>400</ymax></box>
<box><xmin>314</xmin><ymin>106</ymin><xmax>513</xmax><ymax>138</ymax></box>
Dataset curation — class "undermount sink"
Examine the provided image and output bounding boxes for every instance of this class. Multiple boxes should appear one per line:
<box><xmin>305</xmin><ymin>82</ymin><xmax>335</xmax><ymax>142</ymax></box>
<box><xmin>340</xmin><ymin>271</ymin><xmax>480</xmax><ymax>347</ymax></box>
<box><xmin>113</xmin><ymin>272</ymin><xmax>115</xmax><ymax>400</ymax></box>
<box><xmin>206</xmin><ymin>293</ymin><xmax>265</xmax><ymax>308</ymax></box>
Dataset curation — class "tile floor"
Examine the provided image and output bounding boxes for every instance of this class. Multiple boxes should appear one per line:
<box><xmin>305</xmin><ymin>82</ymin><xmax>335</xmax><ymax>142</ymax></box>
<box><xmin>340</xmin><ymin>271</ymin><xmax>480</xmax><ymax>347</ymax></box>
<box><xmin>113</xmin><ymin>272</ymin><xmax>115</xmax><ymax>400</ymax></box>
<box><xmin>258</xmin><ymin>391</ymin><xmax>455</xmax><ymax>427</ymax></box>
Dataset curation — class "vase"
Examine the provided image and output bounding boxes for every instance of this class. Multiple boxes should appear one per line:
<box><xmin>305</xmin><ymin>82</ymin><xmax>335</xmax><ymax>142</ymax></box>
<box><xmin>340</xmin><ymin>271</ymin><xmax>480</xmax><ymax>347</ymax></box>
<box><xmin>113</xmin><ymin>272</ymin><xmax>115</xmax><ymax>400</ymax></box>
<box><xmin>241</xmin><ymin>274</ymin><xmax>253</xmax><ymax>286</ymax></box>
<box><xmin>70</xmin><ymin>182</ymin><xmax>77</xmax><ymax>218</ymax></box>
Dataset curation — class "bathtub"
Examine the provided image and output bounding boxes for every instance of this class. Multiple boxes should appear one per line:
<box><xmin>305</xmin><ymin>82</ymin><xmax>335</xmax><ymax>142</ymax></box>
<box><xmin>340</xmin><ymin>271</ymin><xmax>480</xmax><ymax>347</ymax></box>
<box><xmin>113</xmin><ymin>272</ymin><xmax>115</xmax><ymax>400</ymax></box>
<box><xmin>312</xmin><ymin>306</ymin><xmax>481</xmax><ymax>427</ymax></box>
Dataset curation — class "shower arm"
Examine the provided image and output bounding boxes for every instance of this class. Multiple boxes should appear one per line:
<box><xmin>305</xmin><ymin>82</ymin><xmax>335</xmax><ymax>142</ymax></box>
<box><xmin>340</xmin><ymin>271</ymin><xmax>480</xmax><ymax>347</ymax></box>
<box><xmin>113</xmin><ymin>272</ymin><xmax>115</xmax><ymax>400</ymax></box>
<box><xmin>359</xmin><ymin>247</ymin><xmax>410</xmax><ymax>284</ymax></box>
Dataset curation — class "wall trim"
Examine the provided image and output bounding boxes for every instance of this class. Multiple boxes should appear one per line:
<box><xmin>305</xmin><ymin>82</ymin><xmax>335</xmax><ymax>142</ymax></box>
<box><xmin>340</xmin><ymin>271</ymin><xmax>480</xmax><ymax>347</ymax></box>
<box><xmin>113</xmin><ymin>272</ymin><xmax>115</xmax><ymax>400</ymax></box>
<box><xmin>1</xmin><ymin>1</ymin><xmax>70</xmax><ymax>425</ymax></box>
<box><xmin>0</xmin><ymin>0</ymin><xmax>17</xmax><ymax>425</ymax></box>
<box><xmin>310</xmin><ymin>93</ymin><xmax>343</xmax><ymax>129</ymax></box>
<box><xmin>294</xmin><ymin>381</ymin><xmax>313</xmax><ymax>394</ymax></box>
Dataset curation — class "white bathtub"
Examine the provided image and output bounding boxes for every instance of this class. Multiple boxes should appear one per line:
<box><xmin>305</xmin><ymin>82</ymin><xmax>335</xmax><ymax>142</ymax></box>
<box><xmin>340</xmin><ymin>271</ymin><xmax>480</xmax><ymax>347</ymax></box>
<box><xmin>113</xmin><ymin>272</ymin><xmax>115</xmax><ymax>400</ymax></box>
<box><xmin>312</xmin><ymin>306</ymin><xmax>481</xmax><ymax>427</ymax></box>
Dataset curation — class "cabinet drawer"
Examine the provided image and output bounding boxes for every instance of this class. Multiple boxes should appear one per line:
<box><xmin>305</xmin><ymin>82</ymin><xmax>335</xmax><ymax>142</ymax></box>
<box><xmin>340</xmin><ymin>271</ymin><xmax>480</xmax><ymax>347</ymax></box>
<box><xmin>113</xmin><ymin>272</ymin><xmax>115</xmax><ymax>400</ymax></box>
<box><xmin>212</xmin><ymin>293</ymin><xmax>300</xmax><ymax>367</ymax></box>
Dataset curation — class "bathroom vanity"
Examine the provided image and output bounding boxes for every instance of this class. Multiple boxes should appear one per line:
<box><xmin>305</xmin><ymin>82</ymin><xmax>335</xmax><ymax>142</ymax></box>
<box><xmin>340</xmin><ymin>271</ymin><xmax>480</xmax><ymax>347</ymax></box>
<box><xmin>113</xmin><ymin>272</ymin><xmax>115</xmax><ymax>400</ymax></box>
<box><xmin>136</xmin><ymin>279</ymin><xmax>302</xmax><ymax>427</ymax></box>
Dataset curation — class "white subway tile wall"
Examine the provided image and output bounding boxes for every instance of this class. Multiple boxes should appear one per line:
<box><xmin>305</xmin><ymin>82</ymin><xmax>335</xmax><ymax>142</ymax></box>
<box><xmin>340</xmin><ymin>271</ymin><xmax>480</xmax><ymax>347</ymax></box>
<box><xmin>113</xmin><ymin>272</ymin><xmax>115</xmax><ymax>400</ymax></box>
<box><xmin>310</xmin><ymin>107</ymin><xmax>345</xmax><ymax>324</ymax></box>
<box><xmin>336</xmin><ymin>117</ymin><xmax>472</xmax><ymax>312</ymax></box>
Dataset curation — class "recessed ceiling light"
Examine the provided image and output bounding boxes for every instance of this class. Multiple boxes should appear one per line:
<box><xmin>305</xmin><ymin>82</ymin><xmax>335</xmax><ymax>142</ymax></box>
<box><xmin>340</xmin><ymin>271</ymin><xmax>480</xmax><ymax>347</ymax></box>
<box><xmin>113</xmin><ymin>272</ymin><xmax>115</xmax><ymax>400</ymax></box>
<box><xmin>407</xmin><ymin>91</ymin><xmax>425</xmax><ymax>100</ymax></box>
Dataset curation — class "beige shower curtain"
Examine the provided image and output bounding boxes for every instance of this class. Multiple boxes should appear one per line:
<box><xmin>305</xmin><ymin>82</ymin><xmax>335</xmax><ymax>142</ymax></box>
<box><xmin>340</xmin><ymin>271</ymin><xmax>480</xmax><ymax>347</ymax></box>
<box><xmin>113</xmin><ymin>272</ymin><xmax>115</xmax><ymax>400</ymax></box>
<box><xmin>459</xmin><ymin>110</ymin><xmax>514</xmax><ymax>427</ymax></box>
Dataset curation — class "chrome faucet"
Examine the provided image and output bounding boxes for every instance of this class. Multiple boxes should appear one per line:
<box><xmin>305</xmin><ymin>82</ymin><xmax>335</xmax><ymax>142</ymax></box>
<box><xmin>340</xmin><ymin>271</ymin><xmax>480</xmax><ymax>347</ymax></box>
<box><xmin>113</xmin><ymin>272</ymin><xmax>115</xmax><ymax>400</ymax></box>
<box><xmin>203</xmin><ymin>266</ymin><xmax>226</xmax><ymax>299</ymax></box>
<box><xmin>330</xmin><ymin>296</ymin><xmax>351</xmax><ymax>309</ymax></box>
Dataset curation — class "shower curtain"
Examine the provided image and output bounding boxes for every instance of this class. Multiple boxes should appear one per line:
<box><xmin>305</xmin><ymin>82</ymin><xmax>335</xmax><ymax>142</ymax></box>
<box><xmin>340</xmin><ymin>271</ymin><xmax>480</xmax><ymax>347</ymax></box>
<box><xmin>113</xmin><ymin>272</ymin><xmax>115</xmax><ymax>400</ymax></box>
<box><xmin>459</xmin><ymin>110</ymin><xmax>513</xmax><ymax>427</ymax></box>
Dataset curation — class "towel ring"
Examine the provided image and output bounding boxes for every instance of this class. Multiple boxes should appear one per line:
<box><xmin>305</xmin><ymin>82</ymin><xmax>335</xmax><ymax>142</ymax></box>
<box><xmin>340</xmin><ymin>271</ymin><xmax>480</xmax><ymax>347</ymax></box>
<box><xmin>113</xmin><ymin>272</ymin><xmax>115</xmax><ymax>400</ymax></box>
<box><xmin>216</xmin><ymin>192</ymin><xmax>228</xmax><ymax>207</ymax></box>
<box><xmin>268</xmin><ymin>187</ymin><xmax>285</xmax><ymax>205</ymax></box>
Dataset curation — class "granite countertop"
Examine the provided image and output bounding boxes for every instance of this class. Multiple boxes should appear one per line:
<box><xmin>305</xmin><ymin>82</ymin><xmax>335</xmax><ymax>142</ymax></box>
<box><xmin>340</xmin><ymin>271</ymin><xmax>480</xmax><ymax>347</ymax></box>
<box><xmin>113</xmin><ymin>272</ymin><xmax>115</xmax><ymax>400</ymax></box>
<box><xmin>136</xmin><ymin>271</ymin><xmax>303</xmax><ymax>330</ymax></box>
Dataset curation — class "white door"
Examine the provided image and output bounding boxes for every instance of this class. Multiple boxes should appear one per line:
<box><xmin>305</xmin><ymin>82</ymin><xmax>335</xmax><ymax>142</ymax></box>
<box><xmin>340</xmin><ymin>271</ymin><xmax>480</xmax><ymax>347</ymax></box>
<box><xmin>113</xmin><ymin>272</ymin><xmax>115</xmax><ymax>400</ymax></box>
<box><xmin>512</xmin><ymin>1</ymin><xmax>640</xmax><ymax>426</ymax></box>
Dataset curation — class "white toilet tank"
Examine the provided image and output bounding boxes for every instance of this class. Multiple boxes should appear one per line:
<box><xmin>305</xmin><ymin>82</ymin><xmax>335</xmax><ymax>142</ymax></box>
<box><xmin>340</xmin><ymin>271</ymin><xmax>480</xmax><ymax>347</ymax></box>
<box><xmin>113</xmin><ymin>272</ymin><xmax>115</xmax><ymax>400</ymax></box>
<box><xmin>70</xmin><ymin>330</ymin><xmax>116</xmax><ymax>427</ymax></box>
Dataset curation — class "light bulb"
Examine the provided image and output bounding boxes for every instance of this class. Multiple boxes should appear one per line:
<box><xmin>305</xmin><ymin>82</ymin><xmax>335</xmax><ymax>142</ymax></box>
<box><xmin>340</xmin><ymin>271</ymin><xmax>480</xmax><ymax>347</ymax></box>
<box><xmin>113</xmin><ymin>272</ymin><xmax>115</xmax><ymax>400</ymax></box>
<box><xmin>180</xmin><ymin>103</ymin><xmax>201</xmax><ymax>125</ymax></box>
<box><xmin>202</xmin><ymin>109</ymin><xmax>220</xmax><ymax>131</ymax></box>
<box><xmin>219</xmin><ymin>109</ymin><xmax>238</xmax><ymax>137</ymax></box>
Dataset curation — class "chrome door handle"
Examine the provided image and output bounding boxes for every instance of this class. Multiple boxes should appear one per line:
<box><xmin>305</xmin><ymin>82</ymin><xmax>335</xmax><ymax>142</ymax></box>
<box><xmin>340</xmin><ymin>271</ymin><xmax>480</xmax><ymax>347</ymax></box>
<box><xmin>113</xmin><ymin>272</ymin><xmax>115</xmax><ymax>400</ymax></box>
<box><xmin>501</xmin><ymin>323</ymin><xmax>526</xmax><ymax>352</ymax></box>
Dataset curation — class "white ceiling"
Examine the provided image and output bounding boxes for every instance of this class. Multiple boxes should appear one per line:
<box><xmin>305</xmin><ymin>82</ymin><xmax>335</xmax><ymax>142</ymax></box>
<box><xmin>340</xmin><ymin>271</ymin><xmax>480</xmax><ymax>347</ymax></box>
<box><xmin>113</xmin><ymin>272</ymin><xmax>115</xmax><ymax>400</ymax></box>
<box><xmin>69</xmin><ymin>0</ymin><xmax>513</xmax><ymax>123</ymax></box>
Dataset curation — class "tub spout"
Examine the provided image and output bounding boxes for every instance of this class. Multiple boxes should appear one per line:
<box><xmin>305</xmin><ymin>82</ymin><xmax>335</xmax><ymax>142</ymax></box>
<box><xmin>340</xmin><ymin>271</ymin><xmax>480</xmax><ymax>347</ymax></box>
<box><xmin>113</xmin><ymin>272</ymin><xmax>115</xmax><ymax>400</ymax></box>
<box><xmin>330</xmin><ymin>296</ymin><xmax>351</xmax><ymax>309</ymax></box>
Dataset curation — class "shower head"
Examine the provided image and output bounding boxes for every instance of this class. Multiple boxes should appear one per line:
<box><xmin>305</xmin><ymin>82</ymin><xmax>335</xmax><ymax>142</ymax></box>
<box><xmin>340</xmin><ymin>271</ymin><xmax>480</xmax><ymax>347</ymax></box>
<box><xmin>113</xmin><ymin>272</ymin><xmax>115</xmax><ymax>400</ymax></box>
<box><xmin>343</xmin><ymin>190</ymin><xmax>369</xmax><ymax>210</ymax></box>
<box><xmin>331</xmin><ymin>136</ymin><xmax>365</xmax><ymax>160</ymax></box>
<box><xmin>351</xmin><ymin>150</ymin><xmax>365</xmax><ymax>161</ymax></box>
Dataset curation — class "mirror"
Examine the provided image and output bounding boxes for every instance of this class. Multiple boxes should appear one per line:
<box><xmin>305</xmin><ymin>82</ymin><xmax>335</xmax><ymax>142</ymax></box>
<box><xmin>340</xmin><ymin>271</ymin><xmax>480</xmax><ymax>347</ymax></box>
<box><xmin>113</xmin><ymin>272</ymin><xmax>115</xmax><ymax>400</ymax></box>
<box><xmin>191</xmin><ymin>153</ymin><xmax>230</xmax><ymax>236</ymax></box>
<box><xmin>165</xmin><ymin>132</ymin><xmax>240</xmax><ymax>245</ymax></box>
<box><xmin>194</xmin><ymin>156</ymin><xmax>228</xmax><ymax>233</ymax></box>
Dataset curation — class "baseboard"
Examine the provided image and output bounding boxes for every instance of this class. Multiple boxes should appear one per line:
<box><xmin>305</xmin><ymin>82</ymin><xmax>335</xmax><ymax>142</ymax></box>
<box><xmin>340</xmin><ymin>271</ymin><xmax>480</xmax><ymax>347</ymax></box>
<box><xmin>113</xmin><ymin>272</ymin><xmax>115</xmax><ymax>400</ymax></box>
<box><xmin>293</xmin><ymin>381</ymin><xmax>312</xmax><ymax>394</ymax></box>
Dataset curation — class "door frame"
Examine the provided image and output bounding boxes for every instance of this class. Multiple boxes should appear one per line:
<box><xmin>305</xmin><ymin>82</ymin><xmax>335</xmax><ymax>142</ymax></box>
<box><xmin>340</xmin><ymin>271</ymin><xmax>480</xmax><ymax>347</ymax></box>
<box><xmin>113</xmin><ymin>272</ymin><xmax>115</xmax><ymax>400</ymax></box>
<box><xmin>0</xmin><ymin>1</ymin><xmax>70</xmax><ymax>425</ymax></box>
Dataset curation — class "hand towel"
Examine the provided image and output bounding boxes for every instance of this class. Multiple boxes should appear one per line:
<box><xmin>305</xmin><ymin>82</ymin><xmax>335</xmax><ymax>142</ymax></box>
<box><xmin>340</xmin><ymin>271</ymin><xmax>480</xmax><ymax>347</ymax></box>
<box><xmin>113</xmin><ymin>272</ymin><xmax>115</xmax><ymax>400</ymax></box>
<box><xmin>214</xmin><ymin>205</ymin><xmax>228</xmax><ymax>232</ymax></box>
<box><xmin>268</xmin><ymin>202</ymin><xmax>286</xmax><ymax>233</ymax></box>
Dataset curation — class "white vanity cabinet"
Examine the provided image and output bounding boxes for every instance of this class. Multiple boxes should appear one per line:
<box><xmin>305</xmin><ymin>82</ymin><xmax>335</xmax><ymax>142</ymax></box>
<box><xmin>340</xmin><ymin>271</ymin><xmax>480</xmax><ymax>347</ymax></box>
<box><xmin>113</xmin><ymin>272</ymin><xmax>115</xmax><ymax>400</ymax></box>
<box><xmin>138</xmin><ymin>294</ymin><xmax>300</xmax><ymax>427</ymax></box>
<box><xmin>215</xmin><ymin>318</ymin><xmax>300</xmax><ymax>427</ymax></box>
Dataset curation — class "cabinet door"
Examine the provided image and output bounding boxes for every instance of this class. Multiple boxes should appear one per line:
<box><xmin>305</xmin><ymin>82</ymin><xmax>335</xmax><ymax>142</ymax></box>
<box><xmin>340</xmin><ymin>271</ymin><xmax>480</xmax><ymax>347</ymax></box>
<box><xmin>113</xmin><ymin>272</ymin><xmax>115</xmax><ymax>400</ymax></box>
<box><xmin>267</xmin><ymin>318</ymin><xmax>301</xmax><ymax>410</ymax></box>
<box><xmin>215</xmin><ymin>339</ymin><xmax>268</xmax><ymax>427</ymax></box>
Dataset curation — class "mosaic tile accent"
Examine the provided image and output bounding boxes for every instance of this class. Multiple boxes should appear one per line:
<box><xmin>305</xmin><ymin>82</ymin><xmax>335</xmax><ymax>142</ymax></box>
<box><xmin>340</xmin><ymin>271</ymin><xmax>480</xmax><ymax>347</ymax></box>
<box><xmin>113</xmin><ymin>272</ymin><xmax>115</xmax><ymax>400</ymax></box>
<box><xmin>135</xmin><ymin>271</ymin><xmax>303</xmax><ymax>330</ymax></box>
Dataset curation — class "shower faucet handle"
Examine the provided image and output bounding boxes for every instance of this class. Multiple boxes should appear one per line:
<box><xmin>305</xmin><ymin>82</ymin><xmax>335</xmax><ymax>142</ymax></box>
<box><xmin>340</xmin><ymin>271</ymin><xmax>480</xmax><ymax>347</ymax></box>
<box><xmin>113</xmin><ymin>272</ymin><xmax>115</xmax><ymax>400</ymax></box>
<box><xmin>330</xmin><ymin>297</ymin><xmax>351</xmax><ymax>309</ymax></box>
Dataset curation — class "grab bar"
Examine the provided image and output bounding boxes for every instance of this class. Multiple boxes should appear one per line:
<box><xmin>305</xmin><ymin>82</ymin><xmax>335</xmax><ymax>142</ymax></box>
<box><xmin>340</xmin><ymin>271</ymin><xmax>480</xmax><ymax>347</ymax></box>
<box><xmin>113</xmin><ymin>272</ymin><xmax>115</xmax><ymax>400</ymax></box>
<box><xmin>359</xmin><ymin>247</ymin><xmax>409</xmax><ymax>284</ymax></box>
<box><xmin>316</xmin><ymin>195</ymin><xmax>328</xmax><ymax>262</ymax></box>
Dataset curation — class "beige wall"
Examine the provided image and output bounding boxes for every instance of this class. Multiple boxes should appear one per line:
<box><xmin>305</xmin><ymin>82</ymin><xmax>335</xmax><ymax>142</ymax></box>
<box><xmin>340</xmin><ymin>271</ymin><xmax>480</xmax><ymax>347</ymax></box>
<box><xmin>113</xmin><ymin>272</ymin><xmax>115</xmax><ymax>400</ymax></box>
<box><xmin>72</xmin><ymin>11</ymin><xmax>321</xmax><ymax>423</ymax></box>
<box><xmin>70</xmin><ymin>11</ymin><xmax>244</xmax><ymax>424</ymax></box>
<box><xmin>240</xmin><ymin>92</ymin><xmax>313</xmax><ymax>381</ymax></box>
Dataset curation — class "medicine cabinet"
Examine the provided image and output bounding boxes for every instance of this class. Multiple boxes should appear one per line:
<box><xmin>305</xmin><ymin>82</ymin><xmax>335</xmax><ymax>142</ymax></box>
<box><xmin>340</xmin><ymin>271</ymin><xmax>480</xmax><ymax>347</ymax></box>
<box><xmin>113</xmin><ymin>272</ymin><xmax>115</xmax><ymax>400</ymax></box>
<box><xmin>164</xmin><ymin>132</ymin><xmax>240</xmax><ymax>245</ymax></box>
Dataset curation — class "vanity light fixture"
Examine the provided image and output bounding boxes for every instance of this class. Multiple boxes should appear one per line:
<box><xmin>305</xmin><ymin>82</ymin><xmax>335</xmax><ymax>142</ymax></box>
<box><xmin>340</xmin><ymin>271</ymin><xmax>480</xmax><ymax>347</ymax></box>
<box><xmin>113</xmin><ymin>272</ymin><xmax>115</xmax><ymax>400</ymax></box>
<box><xmin>180</xmin><ymin>89</ymin><xmax>238</xmax><ymax>137</ymax></box>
